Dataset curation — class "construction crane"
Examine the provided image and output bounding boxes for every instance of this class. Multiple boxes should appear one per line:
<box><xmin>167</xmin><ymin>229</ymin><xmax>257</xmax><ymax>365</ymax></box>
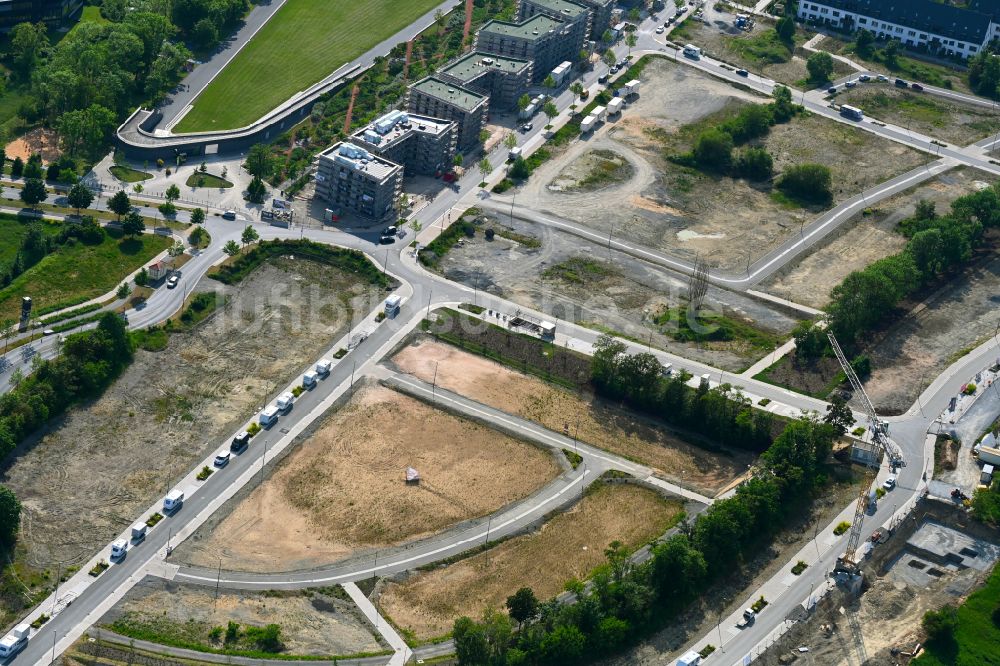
<box><xmin>828</xmin><ymin>332</ymin><xmax>905</xmax><ymax>573</ymax></box>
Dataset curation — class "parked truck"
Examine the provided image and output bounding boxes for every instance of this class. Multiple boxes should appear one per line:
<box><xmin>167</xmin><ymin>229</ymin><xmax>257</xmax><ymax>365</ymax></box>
<box><xmin>275</xmin><ymin>391</ymin><xmax>295</xmax><ymax>413</ymax></box>
<box><xmin>607</xmin><ymin>97</ymin><xmax>624</xmax><ymax>116</ymax></box>
<box><xmin>978</xmin><ymin>445</ymin><xmax>1000</xmax><ymax>466</ymax></box>
<box><xmin>623</xmin><ymin>79</ymin><xmax>640</xmax><ymax>97</ymax></box>
<box><xmin>316</xmin><ymin>358</ymin><xmax>333</xmax><ymax>376</ymax></box>
<box><xmin>302</xmin><ymin>370</ymin><xmax>319</xmax><ymax>388</ymax></box>
<box><xmin>981</xmin><ymin>463</ymin><xmax>995</xmax><ymax>486</ymax></box>
<box><xmin>131</xmin><ymin>523</ymin><xmax>147</xmax><ymax>544</ymax></box>
<box><xmin>580</xmin><ymin>116</ymin><xmax>597</xmax><ymax>133</ymax></box>
<box><xmin>675</xmin><ymin>651</ymin><xmax>702</xmax><ymax>666</ymax></box>
<box><xmin>0</xmin><ymin>624</ymin><xmax>30</xmax><ymax>659</ymax></box>
<box><xmin>551</xmin><ymin>61</ymin><xmax>572</xmax><ymax>87</ymax></box>
<box><xmin>591</xmin><ymin>105</ymin><xmax>607</xmax><ymax>122</ymax></box>
<box><xmin>259</xmin><ymin>405</ymin><xmax>280</xmax><ymax>427</ymax></box>
<box><xmin>385</xmin><ymin>294</ymin><xmax>403</xmax><ymax>317</ymax></box>
<box><xmin>163</xmin><ymin>489</ymin><xmax>184</xmax><ymax>513</ymax></box>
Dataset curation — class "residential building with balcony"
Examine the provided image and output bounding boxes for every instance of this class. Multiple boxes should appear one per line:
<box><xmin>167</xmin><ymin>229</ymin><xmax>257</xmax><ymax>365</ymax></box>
<box><xmin>350</xmin><ymin>110</ymin><xmax>457</xmax><ymax>177</ymax></box>
<box><xmin>406</xmin><ymin>76</ymin><xmax>489</xmax><ymax>149</ymax></box>
<box><xmin>437</xmin><ymin>51</ymin><xmax>533</xmax><ymax>111</ymax></box>
<box><xmin>315</xmin><ymin>143</ymin><xmax>402</xmax><ymax>221</ymax></box>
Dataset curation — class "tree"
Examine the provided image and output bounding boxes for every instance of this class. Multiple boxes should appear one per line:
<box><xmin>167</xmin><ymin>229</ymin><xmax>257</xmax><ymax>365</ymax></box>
<box><xmin>19</xmin><ymin>178</ymin><xmax>46</xmax><ymax>207</ymax></box>
<box><xmin>453</xmin><ymin>617</ymin><xmax>489</xmax><ymax>664</ymax></box>
<box><xmin>603</xmin><ymin>48</ymin><xmax>616</xmax><ymax>68</ymax></box>
<box><xmin>604</xmin><ymin>540</ymin><xmax>630</xmax><ymax>582</ymax></box>
<box><xmin>9</xmin><ymin>22</ymin><xmax>48</xmax><ymax>78</ymax></box>
<box><xmin>509</xmin><ymin>156</ymin><xmax>531</xmax><ymax>180</ymax></box>
<box><xmin>479</xmin><ymin>128</ymin><xmax>491</xmax><ymax>145</ymax></box>
<box><xmin>158</xmin><ymin>201</ymin><xmax>176</xmax><ymax>217</ymax></box>
<box><xmin>11</xmin><ymin>157</ymin><xmax>23</xmax><ymax>179</ymax></box>
<box><xmin>191</xmin><ymin>207</ymin><xmax>206</xmax><ymax>224</ymax></box>
<box><xmin>506</xmin><ymin>587</ymin><xmax>539</xmax><ymax>628</ymax></box>
<box><xmin>969</xmin><ymin>50</ymin><xmax>1000</xmax><ymax>98</ymax></box>
<box><xmin>543</xmin><ymin>73</ymin><xmax>557</xmax><ymax>89</ymax></box>
<box><xmin>735</xmin><ymin>147</ymin><xmax>773</xmax><ymax>180</ymax></box>
<box><xmin>168</xmin><ymin>242</ymin><xmax>185</xmax><ymax>257</ymax></box>
<box><xmin>1</xmin><ymin>319</ymin><xmax>15</xmax><ymax>354</ymax></box>
<box><xmin>823</xmin><ymin>395</ymin><xmax>854</xmax><ymax>436</ymax></box>
<box><xmin>23</xmin><ymin>154</ymin><xmax>43</xmax><ymax>179</ymax></box>
<box><xmin>223</xmin><ymin>239</ymin><xmax>240</xmax><ymax>256</ymax></box>
<box><xmin>453</xmin><ymin>153</ymin><xmax>464</xmax><ymax>167</ymax></box>
<box><xmin>109</xmin><ymin>190</ymin><xmax>132</xmax><ymax>221</ymax></box>
<box><xmin>883</xmin><ymin>39</ymin><xmax>900</xmax><ymax>68</ymax></box>
<box><xmin>517</xmin><ymin>93</ymin><xmax>531</xmax><ymax>111</ymax></box>
<box><xmin>244</xmin><ymin>143</ymin><xmax>272</xmax><ymax>179</ymax></box>
<box><xmin>57</xmin><ymin>104</ymin><xmax>117</xmax><ymax>156</ymax></box>
<box><xmin>806</xmin><ymin>51</ymin><xmax>835</xmax><ymax>83</ymax></box>
<box><xmin>116</xmin><ymin>283</ymin><xmax>130</xmax><ymax>300</ymax></box>
<box><xmin>602</xmin><ymin>29</ymin><xmax>613</xmax><ymax>44</ymax></box>
<box><xmin>628</xmin><ymin>7</ymin><xmax>641</xmax><ymax>22</ymax></box>
<box><xmin>246</xmin><ymin>176</ymin><xmax>267</xmax><ymax>203</ymax></box>
<box><xmin>122</xmin><ymin>210</ymin><xmax>146</xmax><ymax>238</ymax></box>
<box><xmin>542</xmin><ymin>101</ymin><xmax>559</xmax><ymax>125</ymax></box>
<box><xmin>165</xmin><ymin>183</ymin><xmax>180</xmax><ymax>203</ymax></box>
<box><xmin>625</xmin><ymin>32</ymin><xmax>637</xmax><ymax>56</ymax></box>
<box><xmin>776</xmin><ymin>16</ymin><xmax>795</xmax><ymax>44</ymax></box>
<box><xmin>504</xmin><ymin>133</ymin><xmax>517</xmax><ymax>150</ymax></box>
<box><xmin>0</xmin><ymin>486</ymin><xmax>20</xmax><ymax>548</ymax></box>
<box><xmin>133</xmin><ymin>183</ymin><xmax>144</xmax><ymax>194</ymax></box>
<box><xmin>67</xmin><ymin>182</ymin><xmax>94</xmax><ymax>215</ymax></box>
<box><xmin>777</xmin><ymin>163</ymin><xmax>832</xmax><ymax>204</ymax></box>
<box><xmin>241</xmin><ymin>225</ymin><xmax>259</xmax><ymax>248</ymax></box>
<box><xmin>192</xmin><ymin>17</ymin><xmax>218</xmax><ymax>49</ymax></box>
<box><xmin>134</xmin><ymin>266</ymin><xmax>149</xmax><ymax>287</ymax></box>
<box><xmin>855</xmin><ymin>28</ymin><xmax>875</xmax><ymax>55</ymax></box>
<box><xmin>693</xmin><ymin>129</ymin><xmax>733</xmax><ymax>170</ymax></box>
<box><xmin>922</xmin><ymin>605</ymin><xmax>959</xmax><ymax>642</ymax></box>
<box><xmin>477</xmin><ymin>157</ymin><xmax>493</xmax><ymax>182</ymax></box>
<box><xmin>570</xmin><ymin>82</ymin><xmax>584</xmax><ymax>99</ymax></box>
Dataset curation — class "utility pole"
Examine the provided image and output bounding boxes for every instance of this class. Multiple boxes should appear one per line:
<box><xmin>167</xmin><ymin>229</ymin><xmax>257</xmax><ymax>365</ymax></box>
<box><xmin>432</xmin><ymin>361</ymin><xmax>439</xmax><ymax>401</ymax></box>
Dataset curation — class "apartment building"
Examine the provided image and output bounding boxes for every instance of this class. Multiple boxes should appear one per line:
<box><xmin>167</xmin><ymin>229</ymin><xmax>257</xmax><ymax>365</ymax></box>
<box><xmin>797</xmin><ymin>0</ymin><xmax>993</xmax><ymax>59</ymax></box>
<box><xmin>315</xmin><ymin>143</ymin><xmax>402</xmax><ymax>221</ymax></box>
<box><xmin>475</xmin><ymin>13</ymin><xmax>583</xmax><ymax>83</ymax></box>
<box><xmin>350</xmin><ymin>110</ymin><xmax>457</xmax><ymax>177</ymax></box>
<box><xmin>406</xmin><ymin>76</ymin><xmax>489</xmax><ymax>149</ymax></box>
<box><xmin>575</xmin><ymin>0</ymin><xmax>615</xmax><ymax>39</ymax></box>
<box><xmin>437</xmin><ymin>51</ymin><xmax>533</xmax><ymax>111</ymax></box>
<box><xmin>0</xmin><ymin>0</ymin><xmax>82</xmax><ymax>30</ymax></box>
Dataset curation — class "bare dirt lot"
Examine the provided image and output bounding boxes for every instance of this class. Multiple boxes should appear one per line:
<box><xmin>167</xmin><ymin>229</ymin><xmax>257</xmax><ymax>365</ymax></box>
<box><xmin>100</xmin><ymin>579</ymin><xmax>384</xmax><ymax>657</ymax></box>
<box><xmin>378</xmin><ymin>482</ymin><xmax>684</xmax><ymax>640</ymax></box>
<box><xmin>508</xmin><ymin>56</ymin><xmax>927</xmax><ymax>274</ymax></box>
<box><xmin>548</xmin><ymin>148</ymin><xmax>634</xmax><ymax>192</ymax></box>
<box><xmin>834</xmin><ymin>85</ymin><xmax>1000</xmax><ymax>146</ymax></box>
<box><xmin>178</xmin><ymin>383</ymin><xmax>560</xmax><ymax>573</ymax></box>
<box><xmin>438</xmin><ymin>208</ymin><xmax>799</xmax><ymax>372</ymax></box>
<box><xmin>1</xmin><ymin>258</ymin><xmax>374</xmax><ymax>583</ymax></box>
<box><xmin>391</xmin><ymin>338</ymin><xmax>755</xmax><ymax>495</ymax></box>
<box><xmin>762</xmin><ymin>167</ymin><xmax>994</xmax><ymax>308</ymax></box>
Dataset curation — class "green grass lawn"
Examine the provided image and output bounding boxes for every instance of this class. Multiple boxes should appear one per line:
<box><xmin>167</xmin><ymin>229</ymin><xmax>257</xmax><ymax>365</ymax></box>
<box><xmin>185</xmin><ymin>172</ymin><xmax>233</xmax><ymax>188</ymax></box>
<box><xmin>912</xmin><ymin>563</ymin><xmax>1000</xmax><ymax>665</ymax></box>
<box><xmin>0</xmin><ymin>215</ymin><xmax>60</xmax><ymax>266</ymax></box>
<box><xmin>0</xmin><ymin>228</ymin><xmax>171</xmax><ymax>321</ymax></box>
<box><xmin>174</xmin><ymin>0</ymin><xmax>443</xmax><ymax>132</ymax></box>
<box><xmin>110</xmin><ymin>165</ymin><xmax>154</xmax><ymax>183</ymax></box>
<box><xmin>67</xmin><ymin>5</ymin><xmax>109</xmax><ymax>37</ymax></box>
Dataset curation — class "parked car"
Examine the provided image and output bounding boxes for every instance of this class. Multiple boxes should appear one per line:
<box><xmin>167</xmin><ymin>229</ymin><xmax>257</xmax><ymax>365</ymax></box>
<box><xmin>911</xmin><ymin>82</ymin><xmax>924</xmax><ymax>91</ymax></box>
<box><xmin>42</xmin><ymin>329</ymin><xmax>55</xmax><ymax>336</ymax></box>
<box><xmin>597</xmin><ymin>74</ymin><xmax>608</xmax><ymax>84</ymax></box>
<box><xmin>894</xmin><ymin>78</ymin><xmax>907</xmax><ymax>87</ymax></box>
<box><xmin>222</xmin><ymin>210</ymin><xmax>237</xmax><ymax>220</ymax></box>
<box><xmin>882</xmin><ymin>474</ymin><xmax>897</xmax><ymax>491</ymax></box>
<box><xmin>166</xmin><ymin>275</ymin><xmax>179</xmax><ymax>289</ymax></box>
<box><xmin>520</xmin><ymin>122</ymin><xmax>533</xmax><ymax>133</ymax></box>
<box><xmin>655</xmin><ymin>26</ymin><xmax>664</xmax><ymax>34</ymax></box>
<box><xmin>845</xmin><ymin>79</ymin><xmax>857</xmax><ymax>88</ymax></box>
<box><xmin>859</xmin><ymin>74</ymin><xmax>871</xmax><ymax>82</ymax></box>
<box><xmin>231</xmin><ymin>431</ymin><xmax>251</xmax><ymax>453</ymax></box>
<box><xmin>877</xmin><ymin>74</ymin><xmax>889</xmax><ymax>82</ymax></box>
<box><xmin>110</xmin><ymin>538</ymin><xmax>128</xmax><ymax>561</ymax></box>
<box><xmin>736</xmin><ymin>68</ymin><xmax>749</xmax><ymax>76</ymax></box>
<box><xmin>214</xmin><ymin>449</ymin><xmax>231</xmax><ymax>467</ymax></box>
<box><xmin>827</xmin><ymin>87</ymin><xmax>838</xmax><ymax>94</ymax></box>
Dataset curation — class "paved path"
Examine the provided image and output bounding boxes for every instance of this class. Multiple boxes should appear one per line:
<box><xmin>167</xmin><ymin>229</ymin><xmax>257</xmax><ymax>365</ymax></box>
<box><xmin>342</xmin><ymin>583</ymin><xmax>411</xmax><ymax>666</ymax></box>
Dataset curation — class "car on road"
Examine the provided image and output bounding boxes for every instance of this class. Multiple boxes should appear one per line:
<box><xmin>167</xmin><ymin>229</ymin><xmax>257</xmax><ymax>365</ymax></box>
<box><xmin>845</xmin><ymin>79</ymin><xmax>857</xmax><ymax>88</ymax></box>
<box><xmin>597</xmin><ymin>74</ymin><xmax>608</xmax><ymax>84</ymax></box>
<box><xmin>379</xmin><ymin>233</ymin><xmax>395</xmax><ymax>244</ymax></box>
<box><xmin>665</xmin><ymin>18</ymin><xmax>673</xmax><ymax>26</ymax></box>
<box><xmin>911</xmin><ymin>82</ymin><xmax>924</xmax><ymax>91</ymax></box>
<box><xmin>827</xmin><ymin>87</ymin><xmax>837</xmax><ymax>94</ymax></box>
<box><xmin>42</xmin><ymin>329</ymin><xmax>55</xmax><ymax>336</ymax></box>
<box><xmin>214</xmin><ymin>449</ymin><xmax>231</xmax><ymax>467</ymax></box>
<box><xmin>877</xmin><ymin>74</ymin><xmax>889</xmax><ymax>82</ymax></box>
<box><xmin>882</xmin><ymin>474</ymin><xmax>897</xmax><ymax>491</ymax></box>
<box><xmin>610</xmin><ymin>65</ymin><xmax>619</xmax><ymax>74</ymax></box>
<box><xmin>895</xmin><ymin>78</ymin><xmax>907</xmax><ymax>87</ymax></box>
<box><xmin>520</xmin><ymin>122</ymin><xmax>533</xmax><ymax>133</ymax></box>
<box><xmin>655</xmin><ymin>26</ymin><xmax>664</xmax><ymax>33</ymax></box>
<box><xmin>231</xmin><ymin>431</ymin><xmax>250</xmax><ymax>453</ymax></box>
<box><xmin>736</xmin><ymin>68</ymin><xmax>748</xmax><ymax>76</ymax></box>
<box><xmin>859</xmin><ymin>74</ymin><xmax>871</xmax><ymax>82</ymax></box>
<box><xmin>166</xmin><ymin>275</ymin><xmax>179</xmax><ymax>289</ymax></box>
<box><xmin>222</xmin><ymin>210</ymin><xmax>237</xmax><ymax>220</ymax></box>
<box><xmin>110</xmin><ymin>538</ymin><xmax>128</xmax><ymax>561</ymax></box>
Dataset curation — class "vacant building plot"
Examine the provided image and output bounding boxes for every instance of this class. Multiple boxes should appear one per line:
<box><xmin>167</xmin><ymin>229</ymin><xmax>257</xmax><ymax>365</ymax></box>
<box><xmin>101</xmin><ymin>579</ymin><xmax>384</xmax><ymax>658</ymax></box>
<box><xmin>178</xmin><ymin>383</ymin><xmax>560</xmax><ymax>572</ymax></box>
<box><xmin>0</xmin><ymin>258</ymin><xmax>374</xmax><ymax>591</ymax></box>
<box><xmin>174</xmin><ymin>0</ymin><xmax>442</xmax><ymax>132</ymax></box>
<box><xmin>512</xmin><ymin>57</ymin><xmax>927</xmax><ymax>273</ymax></box>
<box><xmin>833</xmin><ymin>85</ymin><xmax>1000</xmax><ymax>146</ymax></box>
<box><xmin>391</xmin><ymin>338</ymin><xmax>755</xmax><ymax>495</ymax></box>
<box><xmin>861</xmin><ymin>241</ymin><xmax>1000</xmax><ymax>414</ymax></box>
<box><xmin>379</xmin><ymin>482</ymin><xmax>684</xmax><ymax>640</ymax></box>
<box><xmin>762</xmin><ymin>167</ymin><xmax>994</xmax><ymax>308</ymax></box>
<box><xmin>548</xmin><ymin>149</ymin><xmax>635</xmax><ymax>193</ymax></box>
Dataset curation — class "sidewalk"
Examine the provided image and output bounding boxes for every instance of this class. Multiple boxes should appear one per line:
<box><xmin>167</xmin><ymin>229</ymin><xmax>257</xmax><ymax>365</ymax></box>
<box><xmin>342</xmin><ymin>583</ymin><xmax>411</xmax><ymax>666</ymax></box>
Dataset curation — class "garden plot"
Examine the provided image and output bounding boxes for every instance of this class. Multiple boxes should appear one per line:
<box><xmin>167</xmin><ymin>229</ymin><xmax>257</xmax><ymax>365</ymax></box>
<box><xmin>0</xmin><ymin>258</ymin><xmax>373</xmax><ymax>605</ymax></box>
<box><xmin>762</xmin><ymin>167</ymin><xmax>994</xmax><ymax>309</ymax></box>
<box><xmin>390</xmin><ymin>338</ymin><xmax>755</xmax><ymax>495</ymax></box>
<box><xmin>379</xmin><ymin>482</ymin><xmax>683</xmax><ymax>641</ymax></box>
<box><xmin>509</xmin><ymin>57</ymin><xmax>927</xmax><ymax>274</ymax></box>
<box><xmin>177</xmin><ymin>383</ymin><xmax>560</xmax><ymax>573</ymax></box>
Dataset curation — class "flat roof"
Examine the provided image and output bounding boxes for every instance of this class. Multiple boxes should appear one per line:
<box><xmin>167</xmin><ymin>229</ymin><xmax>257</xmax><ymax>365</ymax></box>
<box><xmin>319</xmin><ymin>142</ymin><xmax>400</xmax><ymax>181</ymax></box>
<box><xmin>526</xmin><ymin>0</ymin><xmax>589</xmax><ymax>19</ymax></box>
<box><xmin>439</xmin><ymin>51</ymin><xmax>531</xmax><ymax>82</ymax></box>
<box><xmin>478</xmin><ymin>14</ymin><xmax>563</xmax><ymax>41</ymax></box>
<box><xmin>410</xmin><ymin>77</ymin><xmax>487</xmax><ymax>112</ymax></box>
<box><xmin>352</xmin><ymin>113</ymin><xmax>453</xmax><ymax>150</ymax></box>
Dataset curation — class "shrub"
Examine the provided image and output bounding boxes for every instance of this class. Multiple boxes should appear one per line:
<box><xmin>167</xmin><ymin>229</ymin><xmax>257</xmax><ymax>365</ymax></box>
<box><xmin>196</xmin><ymin>466</ymin><xmax>213</xmax><ymax>481</ymax></box>
<box><xmin>292</xmin><ymin>386</ymin><xmax>304</xmax><ymax>397</ymax></box>
<box><xmin>89</xmin><ymin>561</ymin><xmax>109</xmax><ymax>577</ymax></box>
<box><xmin>333</xmin><ymin>348</ymin><xmax>348</xmax><ymax>359</ymax></box>
<box><xmin>922</xmin><ymin>605</ymin><xmax>958</xmax><ymax>642</ymax></box>
<box><xmin>692</xmin><ymin>128</ymin><xmax>733</xmax><ymax>170</ymax></box>
<box><xmin>247</xmin><ymin>422</ymin><xmax>261</xmax><ymax>437</ymax></box>
<box><xmin>735</xmin><ymin>147</ymin><xmax>774</xmax><ymax>180</ymax></box>
<box><xmin>777</xmin><ymin>163</ymin><xmax>832</xmax><ymax>205</ymax></box>
<box><xmin>146</xmin><ymin>512</ymin><xmax>163</xmax><ymax>527</ymax></box>
<box><xmin>834</xmin><ymin>521</ymin><xmax>852</xmax><ymax>535</ymax></box>
<box><xmin>791</xmin><ymin>560</ymin><xmax>808</xmax><ymax>575</ymax></box>
<box><xmin>751</xmin><ymin>596</ymin><xmax>768</xmax><ymax>613</ymax></box>
<box><xmin>964</xmin><ymin>383</ymin><xmax>977</xmax><ymax>395</ymax></box>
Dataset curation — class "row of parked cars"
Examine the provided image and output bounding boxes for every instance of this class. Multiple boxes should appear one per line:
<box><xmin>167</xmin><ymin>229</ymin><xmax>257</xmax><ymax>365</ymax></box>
<box><xmin>828</xmin><ymin>73</ymin><xmax>924</xmax><ymax>95</ymax></box>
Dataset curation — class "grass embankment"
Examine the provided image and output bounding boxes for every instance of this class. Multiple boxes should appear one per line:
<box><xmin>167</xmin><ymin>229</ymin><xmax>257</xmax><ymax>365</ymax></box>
<box><xmin>418</xmin><ymin>219</ymin><xmax>475</xmax><ymax>269</ymax></box>
<box><xmin>185</xmin><ymin>172</ymin><xmax>233</xmax><ymax>189</ymax></box>
<box><xmin>209</xmin><ymin>239</ymin><xmax>391</xmax><ymax>288</ymax></box>
<box><xmin>0</xmin><ymin>228</ymin><xmax>171</xmax><ymax>321</ymax></box>
<box><xmin>174</xmin><ymin>0</ymin><xmax>443</xmax><ymax>132</ymax></box>
<box><xmin>912</xmin><ymin>564</ymin><xmax>1000</xmax><ymax>665</ymax></box>
<box><xmin>110</xmin><ymin>165</ymin><xmax>153</xmax><ymax>183</ymax></box>
<box><xmin>753</xmin><ymin>353</ymin><xmax>845</xmax><ymax>399</ymax></box>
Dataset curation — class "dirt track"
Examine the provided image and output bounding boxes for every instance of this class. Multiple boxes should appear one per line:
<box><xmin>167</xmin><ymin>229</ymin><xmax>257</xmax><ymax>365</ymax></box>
<box><xmin>177</xmin><ymin>383</ymin><xmax>560</xmax><ymax>573</ymax></box>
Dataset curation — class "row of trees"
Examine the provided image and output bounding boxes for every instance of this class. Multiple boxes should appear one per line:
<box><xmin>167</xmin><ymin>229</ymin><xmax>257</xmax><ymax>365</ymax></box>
<box><xmin>825</xmin><ymin>183</ymin><xmax>1000</xmax><ymax>345</ymax></box>
<box><xmin>454</xmin><ymin>404</ymin><xmax>839</xmax><ymax>665</ymax></box>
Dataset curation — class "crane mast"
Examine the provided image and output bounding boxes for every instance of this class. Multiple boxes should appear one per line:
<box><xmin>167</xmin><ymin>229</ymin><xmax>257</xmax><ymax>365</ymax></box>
<box><xmin>827</xmin><ymin>333</ymin><xmax>905</xmax><ymax>570</ymax></box>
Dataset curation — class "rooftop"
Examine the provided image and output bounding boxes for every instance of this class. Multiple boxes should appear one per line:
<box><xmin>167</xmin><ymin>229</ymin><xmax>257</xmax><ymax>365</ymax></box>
<box><xmin>318</xmin><ymin>142</ymin><xmax>400</xmax><ymax>182</ymax></box>
<box><xmin>478</xmin><ymin>14</ymin><xmax>564</xmax><ymax>41</ymax></box>
<box><xmin>439</xmin><ymin>51</ymin><xmax>532</xmax><ymax>82</ymax></box>
<box><xmin>524</xmin><ymin>0</ymin><xmax>590</xmax><ymax>19</ymax></box>
<box><xmin>352</xmin><ymin>111</ymin><xmax>453</xmax><ymax>149</ymax></box>
<box><xmin>813</xmin><ymin>0</ymin><xmax>991</xmax><ymax>44</ymax></box>
<box><xmin>410</xmin><ymin>77</ymin><xmax>488</xmax><ymax>112</ymax></box>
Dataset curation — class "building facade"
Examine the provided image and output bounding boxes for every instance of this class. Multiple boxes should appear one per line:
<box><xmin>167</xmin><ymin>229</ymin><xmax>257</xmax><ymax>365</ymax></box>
<box><xmin>437</xmin><ymin>51</ymin><xmax>533</xmax><ymax>111</ymax></box>
<box><xmin>475</xmin><ymin>13</ymin><xmax>583</xmax><ymax>83</ymax></box>
<box><xmin>575</xmin><ymin>0</ymin><xmax>614</xmax><ymax>40</ymax></box>
<box><xmin>315</xmin><ymin>143</ymin><xmax>402</xmax><ymax>221</ymax></box>
<box><xmin>350</xmin><ymin>110</ymin><xmax>457</xmax><ymax>177</ymax></box>
<box><xmin>797</xmin><ymin>0</ymin><xmax>992</xmax><ymax>59</ymax></box>
<box><xmin>406</xmin><ymin>76</ymin><xmax>489</xmax><ymax>149</ymax></box>
<box><xmin>0</xmin><ymin>0</ymin><xmax>82</xmax><ymax>31</ymax></box>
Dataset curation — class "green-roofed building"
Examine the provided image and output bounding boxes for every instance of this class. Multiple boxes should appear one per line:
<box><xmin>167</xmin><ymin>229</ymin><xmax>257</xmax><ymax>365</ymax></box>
<box><xmin>406</xmin><ymin>77</ymin><xmax>489</xmax><ymax>149</ymax></box>
<box><xmin>475</xmin><ymin>11</ymin><xmax>587</xmax><ymax>83</ymax></box>
<box><xmin>438</xmin><ymin>51</ymin><xmax>533</xmax><ymax>111</ymax></box>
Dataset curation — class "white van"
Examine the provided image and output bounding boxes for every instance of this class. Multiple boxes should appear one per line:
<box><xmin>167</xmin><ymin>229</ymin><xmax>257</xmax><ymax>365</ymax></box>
<box><xmin>259</xmin><ymin>405</ymin><xmax>280</xmax><ymax>427</ymax></box>
<box><xmin>110</xmin><ymin>538</ymin><xmax>128</xmax><ymax>561</ymax></box>
<box><xmin>0</xmin><ymin>624</ymin><xmax>30</xmax><ymax>659</ymax></box>
<box><xmin>275</xmin><ymin>391</ymin><xmax>295</xmax><ymax>413</ymax></box>
<box><xmin>316</xmin><ymin>359</ymin><xmax>333</xmax><ymax>376</ymax></box>
<box><xmin>683</xmin><ymin>44</ymin><xmax>701</xmax><ymax>59</ymax></box>
<box><xmin>163</xmin><ymin>489</ymin><xmax>184</xmax><ymax>513</ymax></box>
<box><xmin>302</xmin><ymin>370</ymin><xmax>319</xmax><ymax>388</ymax></box>
<box><xmin>131</xmin><ymin>523</ymin><xmax>147</xmax><ymax>543</ymax></box>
